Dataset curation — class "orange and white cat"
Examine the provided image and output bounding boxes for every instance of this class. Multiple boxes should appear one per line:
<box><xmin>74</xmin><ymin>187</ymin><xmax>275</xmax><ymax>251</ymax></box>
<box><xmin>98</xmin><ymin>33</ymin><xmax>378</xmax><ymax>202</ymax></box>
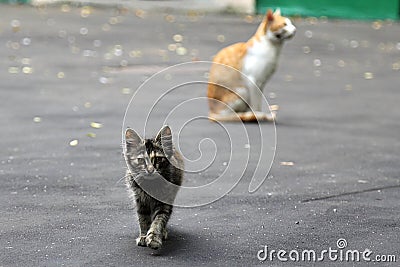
<box><xmin>207</xmin><ymin>9</ymin><xmax>296</xmax><ymax>122</ymax></box>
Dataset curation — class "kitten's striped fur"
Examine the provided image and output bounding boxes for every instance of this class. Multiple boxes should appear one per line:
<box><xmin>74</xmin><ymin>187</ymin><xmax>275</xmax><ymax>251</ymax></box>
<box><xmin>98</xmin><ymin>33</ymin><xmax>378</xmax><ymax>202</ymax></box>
<box><xmin>124</xmin><ymin>126</ymin><xmax>184</xmax><ymax>250</ymax></box>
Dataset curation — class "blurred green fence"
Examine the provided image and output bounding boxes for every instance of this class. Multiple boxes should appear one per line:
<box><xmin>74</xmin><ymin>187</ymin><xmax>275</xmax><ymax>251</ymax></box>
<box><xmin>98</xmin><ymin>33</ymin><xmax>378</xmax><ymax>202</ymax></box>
<box><xmin>0</xmin><ymin>0</ymin><xmax>29</xmax><ymax>3</ymax></box>
<box><xmin>257</xmin><ymin>0</ymin><xmax>399</xmax><ymax>20</ymax></box>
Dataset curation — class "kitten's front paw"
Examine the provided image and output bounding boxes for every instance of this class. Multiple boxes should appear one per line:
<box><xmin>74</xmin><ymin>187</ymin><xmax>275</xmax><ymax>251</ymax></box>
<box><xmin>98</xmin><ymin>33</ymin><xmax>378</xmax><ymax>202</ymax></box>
<box><xmin>146</xmin><ymin>232</ymin><xmax>162</xmax><ymax>250</ymax></box>
<box><xmin>136</xmin><ymin>235</ymin><xmax>147</xmax><ymax>247</ymax></box>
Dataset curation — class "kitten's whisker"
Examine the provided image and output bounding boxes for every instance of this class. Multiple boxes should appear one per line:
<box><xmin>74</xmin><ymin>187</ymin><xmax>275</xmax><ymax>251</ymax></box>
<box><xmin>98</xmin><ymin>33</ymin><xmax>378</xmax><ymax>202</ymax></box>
<box><xmin>115</xmin><ymin>174</ymin><xmax>130</xmax><ymax>185</ymax></box>
<box><xmin>129</xmin><ymin>172</ymin><xmax>146</xmax><ymax>182</ymax></box>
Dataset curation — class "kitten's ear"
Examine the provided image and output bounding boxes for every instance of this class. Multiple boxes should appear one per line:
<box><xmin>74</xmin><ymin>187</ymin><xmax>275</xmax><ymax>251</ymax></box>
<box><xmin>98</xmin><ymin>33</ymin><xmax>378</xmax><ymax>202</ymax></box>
<box><xmin>125</xmin><ymin>128</ymin><xmax>143</xmax><ymax>148</ymax></box>
<box><xmin>273</xmin><ymin>8</ymin><xmax>281</xmax><ymax>16</ymax></box>
<box><xmin>156</xmin><ymin>125</ymin><xmax>173</xmax><ymax>158</ymax></box>
<box><xmin>266</xmin><ymin>9</ymin><xmax>274</xmax><ymax>22</ymax></box>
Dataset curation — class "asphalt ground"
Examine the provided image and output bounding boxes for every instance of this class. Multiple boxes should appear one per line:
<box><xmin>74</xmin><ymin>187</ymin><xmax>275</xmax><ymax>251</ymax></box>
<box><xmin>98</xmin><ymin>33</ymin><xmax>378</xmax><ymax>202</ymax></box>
<box><xmin>0</xmin><ymin>5</ymin><xmax>400</xmax><ymax>266</ymax></box>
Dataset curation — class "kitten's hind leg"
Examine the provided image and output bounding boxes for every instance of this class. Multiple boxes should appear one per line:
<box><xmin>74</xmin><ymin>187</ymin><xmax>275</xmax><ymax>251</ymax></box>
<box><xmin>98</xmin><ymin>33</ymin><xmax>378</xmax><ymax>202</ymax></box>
<box><xmin>146</xmin><ymin>205</ymin><xmax>172</xmax><ymax>249</ymax></box>
<box><xmin>136</xmin><ymin>212</ymin><xmax>151</xmax><ymax>247</ymax></box>
<box><xmin>162</xmin><ymin>229</ymin><xmax>168</xmax><ymax>240</ymax></box>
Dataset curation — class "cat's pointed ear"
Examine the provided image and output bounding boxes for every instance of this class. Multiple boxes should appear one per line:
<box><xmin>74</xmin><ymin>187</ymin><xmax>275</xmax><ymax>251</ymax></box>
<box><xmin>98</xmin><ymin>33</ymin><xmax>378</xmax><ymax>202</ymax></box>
<box><xmin>156</xmin><ymin>125</ymin><xmax>173</xmax><ymax>158</ymax></box>
<box><xmin>125</xmin><ymin>128</ymin><xmax>143</xmax><ymax>149</ymax></box>
<box><xmin>260</xmin><ymin>9</ymin><xmax>274</xmax><ymax>34</ymax></box>
<box><xmin>266</xmin><ymin>9</ymin><xmax>274</xmax><ymax>22</ymax></box>
<box><xmin>273</xmin><ymin>8</ymin><xmax>281</xmax><ymax>16</ymax></box>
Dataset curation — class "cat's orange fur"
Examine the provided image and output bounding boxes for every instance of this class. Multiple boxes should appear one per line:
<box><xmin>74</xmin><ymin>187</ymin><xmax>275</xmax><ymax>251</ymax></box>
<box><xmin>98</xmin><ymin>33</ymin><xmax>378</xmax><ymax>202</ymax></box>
<box><xmin>207</xmin><ymin>9</ymin><xmax>296</xmax><ymax>122</ymax></box>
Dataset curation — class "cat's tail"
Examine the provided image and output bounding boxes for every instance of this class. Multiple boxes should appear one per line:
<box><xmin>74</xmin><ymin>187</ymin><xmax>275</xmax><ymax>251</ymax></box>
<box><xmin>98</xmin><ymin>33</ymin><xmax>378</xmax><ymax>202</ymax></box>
<box><xmin>208</xmin><ymin>111</ymin><xmax>276</xmax><ymax>123</ymax></box>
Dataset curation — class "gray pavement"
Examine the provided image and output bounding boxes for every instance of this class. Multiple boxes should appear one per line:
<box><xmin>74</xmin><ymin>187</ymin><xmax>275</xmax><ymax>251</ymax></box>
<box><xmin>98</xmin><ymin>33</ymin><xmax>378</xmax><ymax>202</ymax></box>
<box><xmin>1</xmin><ymin>5</ymin><xmax>400</xmax><ymax>266</ymax></box>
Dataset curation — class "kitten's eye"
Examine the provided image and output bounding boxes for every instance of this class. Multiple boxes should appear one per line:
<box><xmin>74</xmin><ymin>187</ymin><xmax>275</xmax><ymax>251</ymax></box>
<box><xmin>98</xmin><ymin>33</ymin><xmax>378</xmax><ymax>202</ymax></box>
<box><xmin>283</xmin><ymin>22</ymin><xmax>287</xmax><ymax>26</ymax></box>
<box><xmin>137</xmin><ymin>158</ymin><xmax>145</xmax><ymax>165</ymax></box>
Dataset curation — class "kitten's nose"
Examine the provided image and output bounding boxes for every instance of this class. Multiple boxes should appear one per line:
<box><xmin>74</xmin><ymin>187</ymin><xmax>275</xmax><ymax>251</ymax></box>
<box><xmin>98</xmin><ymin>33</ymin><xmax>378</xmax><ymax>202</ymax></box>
<box><xmin>147</xmin><ymin>165</ymin><xmax>155</xmax><ymax>174</ymax></box>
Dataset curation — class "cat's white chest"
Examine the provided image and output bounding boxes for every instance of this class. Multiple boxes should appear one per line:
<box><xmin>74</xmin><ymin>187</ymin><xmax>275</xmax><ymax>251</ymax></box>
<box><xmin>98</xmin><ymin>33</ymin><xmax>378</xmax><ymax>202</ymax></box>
<box><xmin>242</xmin><ymin>39</ymin><xmax>281</xmax><ymax>89</ymax></box>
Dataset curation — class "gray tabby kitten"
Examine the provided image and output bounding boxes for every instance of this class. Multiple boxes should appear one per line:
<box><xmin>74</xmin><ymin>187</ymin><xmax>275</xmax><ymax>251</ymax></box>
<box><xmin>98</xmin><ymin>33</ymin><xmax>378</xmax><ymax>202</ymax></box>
<box><xmin>124</xmin><ymin>125</ymin><xmax>184</xmax><ymax>249</ymax></box>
